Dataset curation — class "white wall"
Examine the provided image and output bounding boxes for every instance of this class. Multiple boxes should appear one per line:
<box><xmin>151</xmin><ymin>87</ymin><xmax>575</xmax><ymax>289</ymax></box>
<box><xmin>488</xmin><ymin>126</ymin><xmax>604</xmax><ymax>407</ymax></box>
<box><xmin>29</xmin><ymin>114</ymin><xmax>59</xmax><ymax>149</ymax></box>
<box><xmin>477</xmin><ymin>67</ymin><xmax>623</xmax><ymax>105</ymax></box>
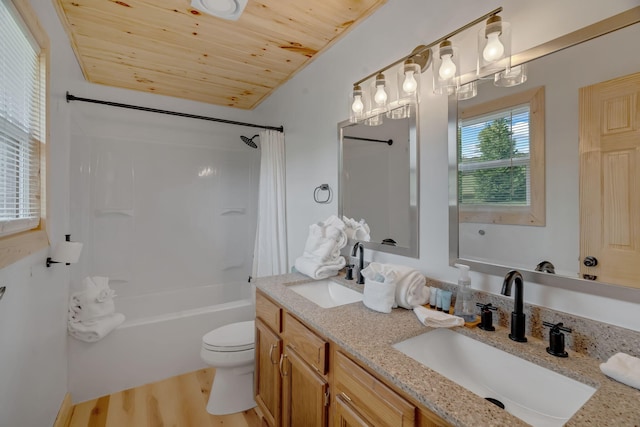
<box><xmin>255</xmin><ymin>0</ymin><xmax>640</xmax><ymax>331</ymax></box>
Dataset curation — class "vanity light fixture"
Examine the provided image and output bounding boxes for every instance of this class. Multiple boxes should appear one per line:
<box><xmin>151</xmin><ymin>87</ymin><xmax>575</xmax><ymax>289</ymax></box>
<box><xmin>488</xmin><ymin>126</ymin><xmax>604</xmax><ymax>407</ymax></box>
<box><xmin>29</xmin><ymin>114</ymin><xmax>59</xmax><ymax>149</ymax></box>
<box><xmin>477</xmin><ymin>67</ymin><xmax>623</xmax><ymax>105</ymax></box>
<box><xmin>402</xmin><ymin>59</ymin><xmax>420</xmax><ymax>94</ymax></box>
<box><xmin>348</xmin><ymin>7</ymin><xmax>526</xmax><ymax>122</ymax></box>
<box><xmin>433</xmin><ymin>40</ymin><xmax>460</xmax><ymax>95</ymax></box>
<box><xmin>457</xmin><ymin>81</ymin><xmax>478</xmax><ymax>100</ymax></box>
<box><xmin>350</xmin><ymin>84</ymin><xmax>365</xmax><ymax>123</ymax></box>
<box><xmin>372</xmin><ymin>73</ymin><xmax>389</xmax><ymax>109</ymax></box>
<box><xmin>494</xmin><ymin>63</ymin><xmax>527</xmax><ymax>87</ymax></box>
<box><xmin>478</xmin><ymin>14</ymin><xmax>512</xmax><ymax>76</ymax></box>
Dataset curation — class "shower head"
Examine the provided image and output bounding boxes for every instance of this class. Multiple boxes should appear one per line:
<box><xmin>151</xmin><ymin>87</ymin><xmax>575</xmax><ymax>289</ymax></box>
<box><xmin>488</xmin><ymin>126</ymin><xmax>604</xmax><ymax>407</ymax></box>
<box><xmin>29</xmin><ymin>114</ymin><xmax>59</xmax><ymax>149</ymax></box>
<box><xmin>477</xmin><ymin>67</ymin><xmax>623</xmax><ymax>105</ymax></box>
<box><xmin>241</xmin><ymin>134</ymin><xmax>259</xmax><ymax>149</ymax></box>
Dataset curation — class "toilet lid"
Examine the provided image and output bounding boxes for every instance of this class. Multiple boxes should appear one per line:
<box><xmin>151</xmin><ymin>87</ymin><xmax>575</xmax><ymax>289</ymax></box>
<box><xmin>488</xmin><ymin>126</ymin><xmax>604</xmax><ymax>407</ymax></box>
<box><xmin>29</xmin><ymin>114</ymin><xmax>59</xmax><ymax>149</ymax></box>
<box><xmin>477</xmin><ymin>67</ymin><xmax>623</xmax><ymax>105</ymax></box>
<box><xmin>203</xmin><ymin>320</ymin><xmax>255</xmax><ymax>352</ymax></box>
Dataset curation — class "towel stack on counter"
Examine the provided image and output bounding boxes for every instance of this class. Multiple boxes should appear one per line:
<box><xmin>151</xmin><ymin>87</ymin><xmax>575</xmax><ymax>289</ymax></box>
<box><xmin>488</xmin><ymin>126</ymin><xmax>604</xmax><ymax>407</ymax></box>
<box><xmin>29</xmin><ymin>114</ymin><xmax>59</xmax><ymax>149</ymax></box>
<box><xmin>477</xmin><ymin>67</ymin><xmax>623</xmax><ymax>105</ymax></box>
<box><xmin>68</xmin><ymin>276</ymin><xmax>125</xmax><ymax>342</ymax></box>
<box><xmin>360</xmin><ymin>263</ymin><xmax>429</xmax><ymax>313</ymax></box>
<box><xmin>294</xmin><ymin>215</ymin><xmax>348</xmax><ymax>279</ymax></box>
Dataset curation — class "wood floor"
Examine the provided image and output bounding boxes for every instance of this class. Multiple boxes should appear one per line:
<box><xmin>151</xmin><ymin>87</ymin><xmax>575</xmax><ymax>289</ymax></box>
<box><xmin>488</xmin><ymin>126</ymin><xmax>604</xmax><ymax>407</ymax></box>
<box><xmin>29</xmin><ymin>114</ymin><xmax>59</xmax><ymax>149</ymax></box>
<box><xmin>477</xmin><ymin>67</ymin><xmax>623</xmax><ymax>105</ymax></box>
<box><xmin>68</xmin><ymin>368</ymin><xmax>261</xmax><ymax>427</ymax></box>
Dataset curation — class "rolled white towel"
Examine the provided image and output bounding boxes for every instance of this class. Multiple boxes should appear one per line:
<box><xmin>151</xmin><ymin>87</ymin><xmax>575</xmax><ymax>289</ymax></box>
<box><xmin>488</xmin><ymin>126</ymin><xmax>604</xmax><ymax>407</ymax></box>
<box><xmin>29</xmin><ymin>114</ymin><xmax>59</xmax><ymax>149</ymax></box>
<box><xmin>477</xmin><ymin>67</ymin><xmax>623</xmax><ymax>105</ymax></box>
<box><xmin>68</xmin><ymin>312</ymin><xmax>125</xmax><ymax>342</ymax></box>
<box><xmin>395</xmin><ymin>270</ymin><xmax>428</xmax><ymax>309</ymax></box>
<box><xmin>302</xmin><ymin>223</ymin><xmax>347</xmax><ymax>263</ymax></box>
<box><xmin>600</xmin><ymin>352</ymin><xmax>640</xmax><ymax>390</ymax></box>
<box><xmin>294</xmin><ymin>256</ymin><xmax>346</xmax><ymax>280</ymax></box>
<box><xmin>413</xmin><ymin>306</ymin><xmax>464</xmax><ymax>328</ymax></box>
<box><xmin>362</xmin><ymin>278</ymin><xmax>396</xmax><ymax>314</ymax></box>
<box><xmin>363</xmin><ymin>263</ymin><xmax>427</xmax><ymax>309</ymax></box>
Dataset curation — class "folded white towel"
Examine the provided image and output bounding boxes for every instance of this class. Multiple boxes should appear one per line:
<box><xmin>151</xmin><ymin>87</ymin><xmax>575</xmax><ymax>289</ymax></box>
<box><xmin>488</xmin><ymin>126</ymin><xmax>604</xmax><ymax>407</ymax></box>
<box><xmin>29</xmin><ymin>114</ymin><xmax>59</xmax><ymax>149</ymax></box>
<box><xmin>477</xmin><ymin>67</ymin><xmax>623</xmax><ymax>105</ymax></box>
<box><xmin>363</xmin><ymin>278</ymin><xmax>396</xmax><ymax>314</ymax></box>
<box><xmin>294</xmin><ymin>256</ymin><xmax>346</xmax><ymax>280</ymax></box>
<box><xmin>69</xmin><ymin>292</ymin><xmax>115</xmax><ymax>323</ymax></box>
<box><xmin>600</xmin><ymin>352</ymin><xmax>640</xmax><ymax>390</ymax></box>
<box><xmin>413</xmin><ymin>306</ymin><xmax>464</xmax><ymax>328</ymax></box>
<box><xmin>68</xmin><ymin>312</ymin><xmax>125</xmax><ymax>342</ymax></box>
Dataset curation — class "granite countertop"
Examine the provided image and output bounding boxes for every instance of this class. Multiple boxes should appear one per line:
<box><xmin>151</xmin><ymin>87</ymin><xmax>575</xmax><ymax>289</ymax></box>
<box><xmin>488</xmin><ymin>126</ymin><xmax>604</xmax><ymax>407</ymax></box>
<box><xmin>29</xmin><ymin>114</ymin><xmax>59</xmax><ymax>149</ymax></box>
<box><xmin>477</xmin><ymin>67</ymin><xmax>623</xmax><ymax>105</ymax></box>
<box><xmin>254</xmin><ymin>273</ymin><xmax>640</xmax><ymax>427</ymax></box>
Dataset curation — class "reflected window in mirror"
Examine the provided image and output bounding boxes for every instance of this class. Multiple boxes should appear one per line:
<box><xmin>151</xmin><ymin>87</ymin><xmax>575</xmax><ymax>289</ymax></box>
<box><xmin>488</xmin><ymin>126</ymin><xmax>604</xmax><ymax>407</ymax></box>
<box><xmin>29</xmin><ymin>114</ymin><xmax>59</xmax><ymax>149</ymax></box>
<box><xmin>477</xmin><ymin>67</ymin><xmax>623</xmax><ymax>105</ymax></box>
<box><xmin>458</xmin><ymin>86</ymin><xmax>545</xmax><ymax>226</ymax></box>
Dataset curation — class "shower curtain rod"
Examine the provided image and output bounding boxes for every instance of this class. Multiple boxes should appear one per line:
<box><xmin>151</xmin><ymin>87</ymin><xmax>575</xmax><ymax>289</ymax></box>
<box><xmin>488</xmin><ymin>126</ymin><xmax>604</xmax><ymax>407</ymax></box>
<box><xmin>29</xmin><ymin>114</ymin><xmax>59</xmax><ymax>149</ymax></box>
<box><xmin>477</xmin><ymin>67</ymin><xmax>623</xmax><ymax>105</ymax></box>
<box><xmin>65</xmin><ymin>92</ymin><xmax>284</xmax><ymax>132</ymax></box>
<box><xmin>344</xmin><ymin>135</ymin><xmax>393</xmax><ymax>145</ymax></box>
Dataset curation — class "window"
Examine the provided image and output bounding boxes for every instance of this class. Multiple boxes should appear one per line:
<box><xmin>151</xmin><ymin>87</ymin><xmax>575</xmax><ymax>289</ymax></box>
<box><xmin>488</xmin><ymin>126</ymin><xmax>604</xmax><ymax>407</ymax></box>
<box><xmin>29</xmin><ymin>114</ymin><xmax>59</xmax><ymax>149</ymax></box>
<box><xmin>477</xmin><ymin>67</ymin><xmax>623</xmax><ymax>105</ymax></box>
<box><xmin>458</xmin><ymin>86</ymin><xmax>545</xmax><ymax>226</ymax></box>
<box><xmin>0</xmin><ymin>0</ymin><xmax>49</xmax><ymax>267</ymax></box>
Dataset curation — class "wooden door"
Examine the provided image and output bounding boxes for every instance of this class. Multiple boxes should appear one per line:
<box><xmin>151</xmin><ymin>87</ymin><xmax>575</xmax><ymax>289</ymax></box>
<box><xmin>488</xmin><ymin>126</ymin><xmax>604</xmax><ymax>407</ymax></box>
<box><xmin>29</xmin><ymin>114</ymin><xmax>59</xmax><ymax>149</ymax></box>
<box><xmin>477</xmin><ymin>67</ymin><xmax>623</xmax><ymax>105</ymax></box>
<box><xmin>579</xmin><ymin>71</ymin><xmax>640</xmax><ymax>287</ymax></box>
<box><xmin>335</xmin><ymin>394</ymin><xmax>372</xmax><ymax>427</ymax></box>
<box><xmin>281</xmin><ymin>346</ymin><xmax>329</xmax><ymax>427</ymax></box>
<box><xmin>255</xmin><ymin>319</ymin><xmax>282</xmax><ymax>427</ymax></box>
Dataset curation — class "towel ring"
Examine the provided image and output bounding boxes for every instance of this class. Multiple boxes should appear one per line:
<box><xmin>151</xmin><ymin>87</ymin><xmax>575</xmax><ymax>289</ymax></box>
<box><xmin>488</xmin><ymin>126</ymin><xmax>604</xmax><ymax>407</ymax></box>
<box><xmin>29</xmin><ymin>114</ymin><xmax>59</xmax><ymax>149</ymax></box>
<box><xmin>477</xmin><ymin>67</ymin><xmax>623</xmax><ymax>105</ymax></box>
<box><xmin>313</xmin><ymin>184</ymin><xmax>332</xmax><ymax>204</ymax></box>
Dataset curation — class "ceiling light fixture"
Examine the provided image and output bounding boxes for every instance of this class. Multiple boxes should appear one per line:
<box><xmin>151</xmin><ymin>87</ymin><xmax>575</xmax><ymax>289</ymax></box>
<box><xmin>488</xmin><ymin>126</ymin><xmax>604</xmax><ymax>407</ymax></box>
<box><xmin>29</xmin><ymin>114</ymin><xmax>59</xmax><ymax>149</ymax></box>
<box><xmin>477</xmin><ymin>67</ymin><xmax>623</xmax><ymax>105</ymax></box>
<box><xmin>191</xmin><ymin>0</ymin><xmax>248</xmax><ymax>21</ymax></box>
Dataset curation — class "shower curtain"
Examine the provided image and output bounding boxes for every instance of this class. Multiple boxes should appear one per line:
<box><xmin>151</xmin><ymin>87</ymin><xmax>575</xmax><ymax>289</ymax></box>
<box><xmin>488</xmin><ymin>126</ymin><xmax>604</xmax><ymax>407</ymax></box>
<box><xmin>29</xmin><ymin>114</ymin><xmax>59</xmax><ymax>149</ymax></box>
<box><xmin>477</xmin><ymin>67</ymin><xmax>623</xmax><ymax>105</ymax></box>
<box><xmin>253</xmin><ymin>130</ymin><xmax>288</xmax><ymax>277</ymax></box>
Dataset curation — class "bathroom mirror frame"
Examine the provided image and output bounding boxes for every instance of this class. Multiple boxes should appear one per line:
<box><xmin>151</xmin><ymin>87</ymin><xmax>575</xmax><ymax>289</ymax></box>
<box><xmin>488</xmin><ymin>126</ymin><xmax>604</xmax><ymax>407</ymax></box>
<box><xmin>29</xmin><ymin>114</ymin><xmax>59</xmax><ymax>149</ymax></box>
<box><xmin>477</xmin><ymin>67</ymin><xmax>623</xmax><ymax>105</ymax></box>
<box><xmin>448</xmin><ymin>7</ymin><xmax>640</xmax><ymax>303</ymax></box>
<box><xmin>338</xmin><ymin>106</ymin><xmax>419</xmax><ymax>258</ymax></box>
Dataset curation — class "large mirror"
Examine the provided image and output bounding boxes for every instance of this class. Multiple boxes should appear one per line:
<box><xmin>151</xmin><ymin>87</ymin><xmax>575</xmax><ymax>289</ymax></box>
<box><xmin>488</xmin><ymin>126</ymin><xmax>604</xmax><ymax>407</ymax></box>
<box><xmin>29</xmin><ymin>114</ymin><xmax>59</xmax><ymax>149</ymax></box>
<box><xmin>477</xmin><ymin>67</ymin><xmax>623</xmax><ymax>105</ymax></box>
<box><xmin>339</xmin><ymin>106</ymin><xmax>419</xmax><ymax>257</ymax></box>
<box><xmin>449</xmin><ymin>8</ymin><xmax>640</xmax><ymax>301</ymax></box>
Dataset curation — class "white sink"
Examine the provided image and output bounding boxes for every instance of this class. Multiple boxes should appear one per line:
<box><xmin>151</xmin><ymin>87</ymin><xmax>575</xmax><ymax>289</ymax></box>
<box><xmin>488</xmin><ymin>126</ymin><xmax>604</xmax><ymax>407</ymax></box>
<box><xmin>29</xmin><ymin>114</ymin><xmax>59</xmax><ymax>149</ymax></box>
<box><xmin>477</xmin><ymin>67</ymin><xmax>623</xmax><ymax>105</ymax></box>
<box><xmin>288</xmin><ymin>280</ymin><xmax>363</xmax><ymax>308</ymax></box>
<box><xmin>393</xmin><ymin>328</ymin><xmax>596</xmax><ymax>427</ymax></box>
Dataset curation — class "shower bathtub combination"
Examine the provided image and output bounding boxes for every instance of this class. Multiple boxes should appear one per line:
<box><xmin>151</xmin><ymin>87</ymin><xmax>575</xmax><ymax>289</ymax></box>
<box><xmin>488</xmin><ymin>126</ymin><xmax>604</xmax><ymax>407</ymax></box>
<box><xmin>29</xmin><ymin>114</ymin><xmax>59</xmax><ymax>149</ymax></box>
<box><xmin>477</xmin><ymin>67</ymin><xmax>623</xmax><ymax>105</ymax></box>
<box><xmin>68</xmin><ymin>281</ymin><xmax>255</xmax><ymax>402</ymax></box>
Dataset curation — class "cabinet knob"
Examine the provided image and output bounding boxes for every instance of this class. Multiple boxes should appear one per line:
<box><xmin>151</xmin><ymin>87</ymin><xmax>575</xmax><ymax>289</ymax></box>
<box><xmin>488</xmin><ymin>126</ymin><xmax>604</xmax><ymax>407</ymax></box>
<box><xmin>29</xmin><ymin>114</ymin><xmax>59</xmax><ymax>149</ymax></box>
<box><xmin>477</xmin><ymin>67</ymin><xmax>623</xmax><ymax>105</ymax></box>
<box><xmin>583</xmin><ymin>256</ymin><xmax>598</xmax><ymax>267</ymax></box>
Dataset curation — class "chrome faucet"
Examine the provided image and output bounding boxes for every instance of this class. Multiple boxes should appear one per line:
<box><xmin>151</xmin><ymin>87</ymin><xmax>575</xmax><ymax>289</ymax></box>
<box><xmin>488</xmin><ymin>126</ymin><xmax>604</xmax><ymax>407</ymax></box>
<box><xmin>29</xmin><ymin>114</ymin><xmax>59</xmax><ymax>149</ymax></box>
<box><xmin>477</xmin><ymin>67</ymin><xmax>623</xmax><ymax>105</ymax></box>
<box><xmin>351</xmin><ymin>242</ymin><xmax>365</xmax><ymax>284</ymax></box>
<box><xmin>501</xmin><ymin>270</ymin><xmax>527</xmax><ymax>342</ymax></box>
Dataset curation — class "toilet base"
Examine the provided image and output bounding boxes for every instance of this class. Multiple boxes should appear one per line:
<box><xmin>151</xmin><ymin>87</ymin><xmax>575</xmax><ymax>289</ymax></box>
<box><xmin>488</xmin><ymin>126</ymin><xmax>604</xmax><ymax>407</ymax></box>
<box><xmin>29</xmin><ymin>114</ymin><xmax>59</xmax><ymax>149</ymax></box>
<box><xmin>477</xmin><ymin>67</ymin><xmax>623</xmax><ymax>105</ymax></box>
<box><xmin>206</xmin><ymin>366</ymin><xmax>256</xmax><ymax>415</ymax></box>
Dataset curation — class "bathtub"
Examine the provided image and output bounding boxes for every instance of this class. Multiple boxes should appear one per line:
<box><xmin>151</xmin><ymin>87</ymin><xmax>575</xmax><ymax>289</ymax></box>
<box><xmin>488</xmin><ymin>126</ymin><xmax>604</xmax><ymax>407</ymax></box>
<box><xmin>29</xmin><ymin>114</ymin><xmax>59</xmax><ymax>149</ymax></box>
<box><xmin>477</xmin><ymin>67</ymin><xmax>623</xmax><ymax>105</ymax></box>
<box><xmin>68</xmin><ymin>282</ymin><xmax>255</xmax><ymax>403</ymax></box>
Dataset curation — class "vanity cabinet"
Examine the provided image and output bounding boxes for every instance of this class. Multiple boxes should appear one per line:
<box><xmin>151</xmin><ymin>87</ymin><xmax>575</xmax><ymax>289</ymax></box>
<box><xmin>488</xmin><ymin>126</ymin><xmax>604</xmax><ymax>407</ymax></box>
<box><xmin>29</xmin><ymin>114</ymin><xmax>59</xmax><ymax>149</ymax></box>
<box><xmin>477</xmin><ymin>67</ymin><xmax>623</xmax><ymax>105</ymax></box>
<box><xmin>255</xmin><ymin>289</ymin><xmax>450</xmax><ymax>427</ymax></box>
<box><xmin>255</xmin><ymin>291</ymin><xmax>329</xmax><ymax>427</ymax></box>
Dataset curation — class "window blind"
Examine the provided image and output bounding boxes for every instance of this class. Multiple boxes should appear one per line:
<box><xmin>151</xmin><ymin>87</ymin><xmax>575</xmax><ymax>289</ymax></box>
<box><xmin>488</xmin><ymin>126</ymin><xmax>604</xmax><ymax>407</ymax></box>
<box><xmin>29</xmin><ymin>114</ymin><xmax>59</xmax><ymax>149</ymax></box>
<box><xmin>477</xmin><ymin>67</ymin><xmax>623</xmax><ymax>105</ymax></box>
<box><xmin>0</xmin><ymin>0</ymin><xmax>43</xmax><ymax>237</ymax></box>
<box><xmin>458</xmin><ymin>105</ymin><xmax>530</xmax><ymax>207</ymax></box>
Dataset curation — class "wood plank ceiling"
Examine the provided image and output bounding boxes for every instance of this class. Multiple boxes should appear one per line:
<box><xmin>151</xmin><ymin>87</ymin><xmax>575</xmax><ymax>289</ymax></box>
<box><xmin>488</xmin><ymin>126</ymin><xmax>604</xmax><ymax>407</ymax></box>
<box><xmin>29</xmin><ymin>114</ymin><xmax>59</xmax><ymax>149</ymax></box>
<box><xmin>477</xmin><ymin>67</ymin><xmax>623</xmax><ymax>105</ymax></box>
<box><xmin>54</xmin><ymin>0</ymin><xmax>387</xmax><ymax>109</ymax></box>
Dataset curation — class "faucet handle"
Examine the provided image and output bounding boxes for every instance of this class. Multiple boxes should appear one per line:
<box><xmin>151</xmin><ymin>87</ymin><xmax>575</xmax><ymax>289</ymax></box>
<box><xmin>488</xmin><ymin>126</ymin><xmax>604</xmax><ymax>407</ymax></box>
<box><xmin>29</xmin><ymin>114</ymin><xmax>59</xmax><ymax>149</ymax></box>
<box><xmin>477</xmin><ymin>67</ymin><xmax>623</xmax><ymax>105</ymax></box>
<box><xmin>543</xmin><ymin>322</ymin><xmax>571</xmax><ymax>358</ymax></box>
<box><xmin>345</xmin><ymin>264</ymin><xmax>354</xmax><ymax>281</ymax></box>
<box><xmin>476</xmin><ymin>303</ymin><xmax>497</xmax><ymax>331</ymax></box>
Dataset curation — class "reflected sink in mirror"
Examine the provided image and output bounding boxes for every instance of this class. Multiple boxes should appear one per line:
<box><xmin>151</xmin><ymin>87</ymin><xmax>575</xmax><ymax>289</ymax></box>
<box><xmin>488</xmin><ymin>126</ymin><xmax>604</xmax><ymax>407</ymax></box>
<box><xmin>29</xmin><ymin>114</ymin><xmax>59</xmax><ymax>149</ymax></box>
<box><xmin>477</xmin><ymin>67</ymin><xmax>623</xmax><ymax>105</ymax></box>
<box><xmin>393</xmin><ymin>328</ymin><xmax>596</xmax><ymax>427</ymax></box>
<box><xmin>288</xmin><ymin>280</ymin><xmax>363</xmax><ymax>308</ymax></box>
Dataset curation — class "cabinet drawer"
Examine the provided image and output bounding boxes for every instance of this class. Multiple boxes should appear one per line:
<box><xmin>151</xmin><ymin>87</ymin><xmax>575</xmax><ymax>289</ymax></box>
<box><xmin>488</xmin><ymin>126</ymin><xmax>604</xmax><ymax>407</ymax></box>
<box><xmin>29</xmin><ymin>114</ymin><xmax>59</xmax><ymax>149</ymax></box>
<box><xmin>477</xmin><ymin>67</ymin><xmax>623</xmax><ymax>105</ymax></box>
<box><xmin>283</xmin><ymin>312</ymin><xmax>328</xmax><ymax>375</ymax></box>
<box><xmin>256</xmin><ymin>290</ymin><xmax>282</xmax><ymax>333</ymax></box>
<box><xmin>334</xmin><ymin>351</ymin><xmax>415</xmax><ymax>427</ymax></box>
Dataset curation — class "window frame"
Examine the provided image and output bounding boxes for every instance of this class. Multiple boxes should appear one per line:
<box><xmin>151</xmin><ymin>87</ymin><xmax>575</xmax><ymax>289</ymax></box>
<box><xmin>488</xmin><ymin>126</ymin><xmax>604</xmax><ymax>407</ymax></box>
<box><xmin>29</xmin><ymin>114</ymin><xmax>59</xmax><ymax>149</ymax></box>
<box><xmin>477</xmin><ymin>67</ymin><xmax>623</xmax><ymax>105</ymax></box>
<box><xmin>0</xmin><ymin>0</ymin><xmax>49</xmax><ymax>269</ymax></box>
<box><xmin>458</xmin><ymin>86</ymin><xmax>545</xmax><ymax>226</ymax></box>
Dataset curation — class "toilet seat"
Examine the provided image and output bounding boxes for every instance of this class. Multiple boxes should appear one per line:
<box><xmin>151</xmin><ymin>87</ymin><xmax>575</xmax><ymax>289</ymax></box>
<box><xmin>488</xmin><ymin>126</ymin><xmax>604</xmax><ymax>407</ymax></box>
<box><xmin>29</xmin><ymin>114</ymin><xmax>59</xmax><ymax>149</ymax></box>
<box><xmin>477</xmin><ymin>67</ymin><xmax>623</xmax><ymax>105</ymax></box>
<box><xmin>202</xmin><ymin>320</ymin><xmax>255</xmax><ymax>352</ymax></box>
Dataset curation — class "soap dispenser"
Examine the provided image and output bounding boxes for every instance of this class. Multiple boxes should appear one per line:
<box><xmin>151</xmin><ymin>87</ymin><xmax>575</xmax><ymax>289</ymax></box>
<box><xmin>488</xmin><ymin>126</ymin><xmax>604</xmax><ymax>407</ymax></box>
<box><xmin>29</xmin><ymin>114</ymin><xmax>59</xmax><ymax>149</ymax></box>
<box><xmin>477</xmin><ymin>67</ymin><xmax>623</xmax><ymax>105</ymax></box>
<box><xmin>453</xmin><ymin>264</ymin><xmax>476</xmax><ymax>322</ymax></box>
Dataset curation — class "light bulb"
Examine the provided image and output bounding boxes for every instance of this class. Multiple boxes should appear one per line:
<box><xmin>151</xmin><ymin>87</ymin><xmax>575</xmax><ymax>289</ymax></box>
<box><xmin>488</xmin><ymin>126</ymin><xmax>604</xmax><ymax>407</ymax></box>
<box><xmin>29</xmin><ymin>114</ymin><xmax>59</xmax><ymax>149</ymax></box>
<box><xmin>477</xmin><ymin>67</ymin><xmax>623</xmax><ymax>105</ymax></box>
<box><xmin>402</xmin><ymin>70</ymin><xmax>418</xmax><ymax>93</ymax></box>
<box><xmin>374</xmin><ymin>84</ymin><xmax>387</xmax><ymax>105</ymax></box>
<box><xmin>483</xmin><ymin>32</ymin><xmax>504</xmax><ymax>62</ymax></box>
<box><xmin>439</xmin><ymin>54</ymin><xmax>457</xmax><ymax>80</ymax></box>
<box><xmin>351</xmin><ymin>95</ymin><xmax>364</xmax><ymax>113</ymax></box>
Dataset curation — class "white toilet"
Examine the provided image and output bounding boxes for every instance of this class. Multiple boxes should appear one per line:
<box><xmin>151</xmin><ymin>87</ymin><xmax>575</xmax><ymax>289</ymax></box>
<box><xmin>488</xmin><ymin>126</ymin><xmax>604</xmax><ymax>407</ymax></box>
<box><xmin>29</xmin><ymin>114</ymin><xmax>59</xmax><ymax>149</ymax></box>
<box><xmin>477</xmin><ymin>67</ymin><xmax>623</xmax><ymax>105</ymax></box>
<box><xmin>201</xmin><ymin>320</ymin><xmax>256</xmax><ymax>415</ymax></box>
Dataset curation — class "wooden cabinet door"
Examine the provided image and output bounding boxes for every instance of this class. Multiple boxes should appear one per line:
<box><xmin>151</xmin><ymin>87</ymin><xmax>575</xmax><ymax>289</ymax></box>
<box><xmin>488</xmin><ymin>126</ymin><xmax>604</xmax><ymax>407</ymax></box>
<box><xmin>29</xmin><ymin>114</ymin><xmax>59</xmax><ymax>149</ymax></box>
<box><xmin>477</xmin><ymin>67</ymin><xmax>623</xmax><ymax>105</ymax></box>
<box><xmin>579</xmin><ymin>71</ymin><xmax>640</xmax><ymax>288</ymax></box>
<box><xmin>282</xmin><ymin>346</ymin><xmax>329</xmax><ymax>427</ymax></box>
<box><xmin>335</xmin><ymin>394</ymin><xmax>372</xmax><ymax>427</ymax></box>
<box><xmin>255</xmin><ymin>319</ymin><xmax>282</xmax><ymax>427</ymax></box>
